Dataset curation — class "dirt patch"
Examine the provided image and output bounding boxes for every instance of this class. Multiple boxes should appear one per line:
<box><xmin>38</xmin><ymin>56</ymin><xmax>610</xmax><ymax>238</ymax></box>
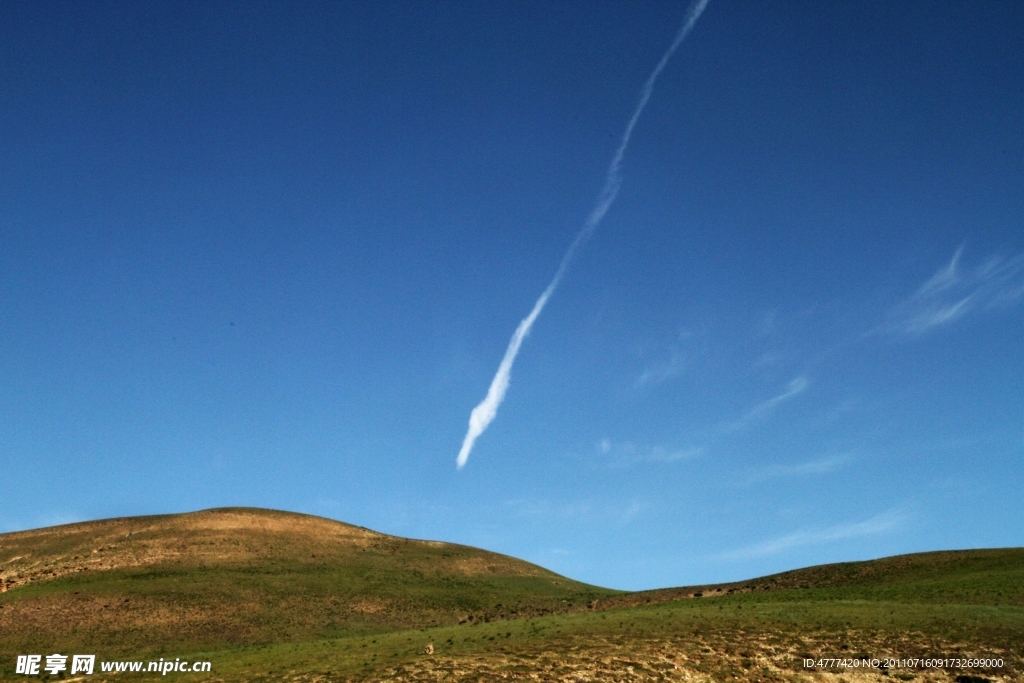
<box><xmin>448</xmin><ymin>556</ymin><xmax>549</xmax><ymax>578</ymax></box>
<box><xmin>349</xmin><ymin>598</ymin><xmax>390</xmax><ymax>615</ymax></box>
<box><xmin>359</xmin><ymin>632</ymin><xmax>1021</xmax><ymax>683</ymax></box>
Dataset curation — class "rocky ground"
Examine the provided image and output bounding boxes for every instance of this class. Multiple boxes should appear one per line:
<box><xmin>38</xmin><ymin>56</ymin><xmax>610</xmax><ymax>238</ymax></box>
<box><xmin>264</xmin><ymin>631</ymin><xmax>1020</xmax><ymax>683</ymax></box>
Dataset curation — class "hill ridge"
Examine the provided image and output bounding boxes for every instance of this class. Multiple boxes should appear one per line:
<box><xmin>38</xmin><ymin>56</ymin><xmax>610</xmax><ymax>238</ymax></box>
<box><xmin>0</xmin><ymin>506</ymin><xmax>568</xmax><ymax>593</ymax></box>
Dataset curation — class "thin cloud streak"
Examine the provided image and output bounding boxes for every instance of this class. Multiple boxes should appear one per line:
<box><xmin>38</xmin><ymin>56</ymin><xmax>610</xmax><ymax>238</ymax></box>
<box><xmin>637</xmin><ymin>349</ymin><xmax>685</xmax><ymax>386</ymax></box>
<box><xmin>456</xmin><ymin>285</ymin><xmax>556</xmax><ymax>468</ymax></box>
<box><xmin>721</xmin><ymin>508</ymin><xmax>907</xmax><ymax>560</ymax></box>
<box><xmin>598</xmin><ymin>438</ymin><xmax>703</xmax><ymax>468</ymax></box>
<box><xmin>743</xmin><ymin>453</ymin><xmax>853</xmax><ymax>484</ymax></box>
<box><xmin>722</xmin><ymin>376</ymin><xmax>810</xmax><ymax>433</ymax></box>
<box><xmin>503</xmin><ymin>497</ymin><xmax>644</xmax><ymax>528</ymax></box>
<box><xmin>456</xmin><ymin>0</ymin><xmax>711</xmax><ymax>468</ymax></box>
<box><xmin>636</xmin><ymin>328</ymin><xmax>704</xmax><ymax>387</ymax></box>
<box><xmin>883</xmin><ymin>246</ymin><xmax>1024</xmax><ymax>336</ymax></box>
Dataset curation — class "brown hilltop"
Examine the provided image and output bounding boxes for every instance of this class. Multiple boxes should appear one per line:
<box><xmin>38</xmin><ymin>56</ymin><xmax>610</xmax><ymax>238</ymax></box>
<box><xmin>2</xmin><ymin>507</ymin><xmax>374</xmax><ymax>590</ymax></box>
<box><xmin>0</xmin><ymin>507</ymin><xmax>551</xmax><ymax>591</ymax></box>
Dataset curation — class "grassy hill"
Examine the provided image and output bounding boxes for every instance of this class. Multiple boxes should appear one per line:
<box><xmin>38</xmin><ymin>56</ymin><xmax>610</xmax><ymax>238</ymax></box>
<box><xmin>2</xmin><ymin>508</ymin><xmax>1022</xmax><ymax>682</ymax></box>
<box><xmin>0</xmin><ymin>508</ymin><xmax>615</xmax><ymax>656</ymax></box>
<box><xmin>596</xmin><ymin>547</ymin><xmax>1024</xmax><ymax>610</ymax></box>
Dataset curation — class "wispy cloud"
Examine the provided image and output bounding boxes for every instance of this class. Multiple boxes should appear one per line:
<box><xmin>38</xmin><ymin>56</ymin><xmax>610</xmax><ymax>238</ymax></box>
<box><xmin>636</xmin><ymin>327</ymin><xmax>706</xmax><ymax>387</ymax></box>
<box><xmin>722</xmin><ymin>376</ymin><xmax>810</xmax><ymax>432</ymax></box>
<box><xmin>456</xmin><ymin>0</ymin><xmax>711</xmax><ymax>468</ymax></box>
<box><xmin>598</xmin><ymin>438</ymin><xmax>703</xmax><ymax>467</ymax></box>
<box><xmin>743</xmin><ymin>453</ymin><xmax>853</xmax><ymax>484</ymax></box>
<box><xmin>456</xmin><ymin>286</ymin><xmax>555</xmax><ymax>468</ymax></box>
<box><xmin>883</xmin><ymin>246</ymin><xmax>1024</xmax><ymax>336</ymax></box>
<box><xmin>755</xmin><ymin>309</ymin><xmax>779</xmax><ymax>337</ymax></box>
<box><xmin>720</xmin><ymin>508</ymin><xmax>907</xmax><ymax>560</ymax></box>
<box><xmin>504</xmin><ymin>497</ymin><xmax>645</xmax><ymax>528</ymax></box>
<box><xmin>637</xmin><ymin>348</ymin><xmax>685</xmax><ymax>386</ymax></box>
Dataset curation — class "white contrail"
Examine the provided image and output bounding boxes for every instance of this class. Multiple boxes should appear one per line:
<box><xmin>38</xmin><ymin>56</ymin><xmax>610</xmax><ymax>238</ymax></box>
<box><xmin>456</xmin><ymin>0</ymin><xmax>711</xmax><ymax>469</ymax></box>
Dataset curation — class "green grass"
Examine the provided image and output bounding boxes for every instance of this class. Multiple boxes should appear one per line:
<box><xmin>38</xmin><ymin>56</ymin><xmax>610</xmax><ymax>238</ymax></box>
<box><xmin>1</xmin><ymin>509</ymin><xmax>1021</xmax><ymax>681</ymax></box>
<box><xmin>0</xmin><ymin>509</ymin><xmax>615</xmax><ymax>661</ymax></box>
<box><xmin>198</xmin><ymin>594</ymin><xmax>1024</xmax><ymax>682</ymax></box>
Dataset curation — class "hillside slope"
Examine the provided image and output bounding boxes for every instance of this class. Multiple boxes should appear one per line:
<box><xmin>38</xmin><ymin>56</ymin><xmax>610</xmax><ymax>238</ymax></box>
<box><xmin>596</xmin><ymin>547</ymin><xmax>1024</xmax><ymax>610</ymax></box>
<box><xmin>2</xmin><ymin>509</ymin><xmax>1021</xmax><ymax>682</ymax></box>
<box><xmin>0</xmin><ymin>508</ymin><xmax>616</xmax><ymax>656</ymax></box>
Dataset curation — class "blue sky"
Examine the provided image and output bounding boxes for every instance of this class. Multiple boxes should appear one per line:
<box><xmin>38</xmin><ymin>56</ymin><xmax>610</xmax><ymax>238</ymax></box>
<box><xmin>1</xmin><ymin>1</ymin><xmax>1022</xmax><ymax>591</ymax></box>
